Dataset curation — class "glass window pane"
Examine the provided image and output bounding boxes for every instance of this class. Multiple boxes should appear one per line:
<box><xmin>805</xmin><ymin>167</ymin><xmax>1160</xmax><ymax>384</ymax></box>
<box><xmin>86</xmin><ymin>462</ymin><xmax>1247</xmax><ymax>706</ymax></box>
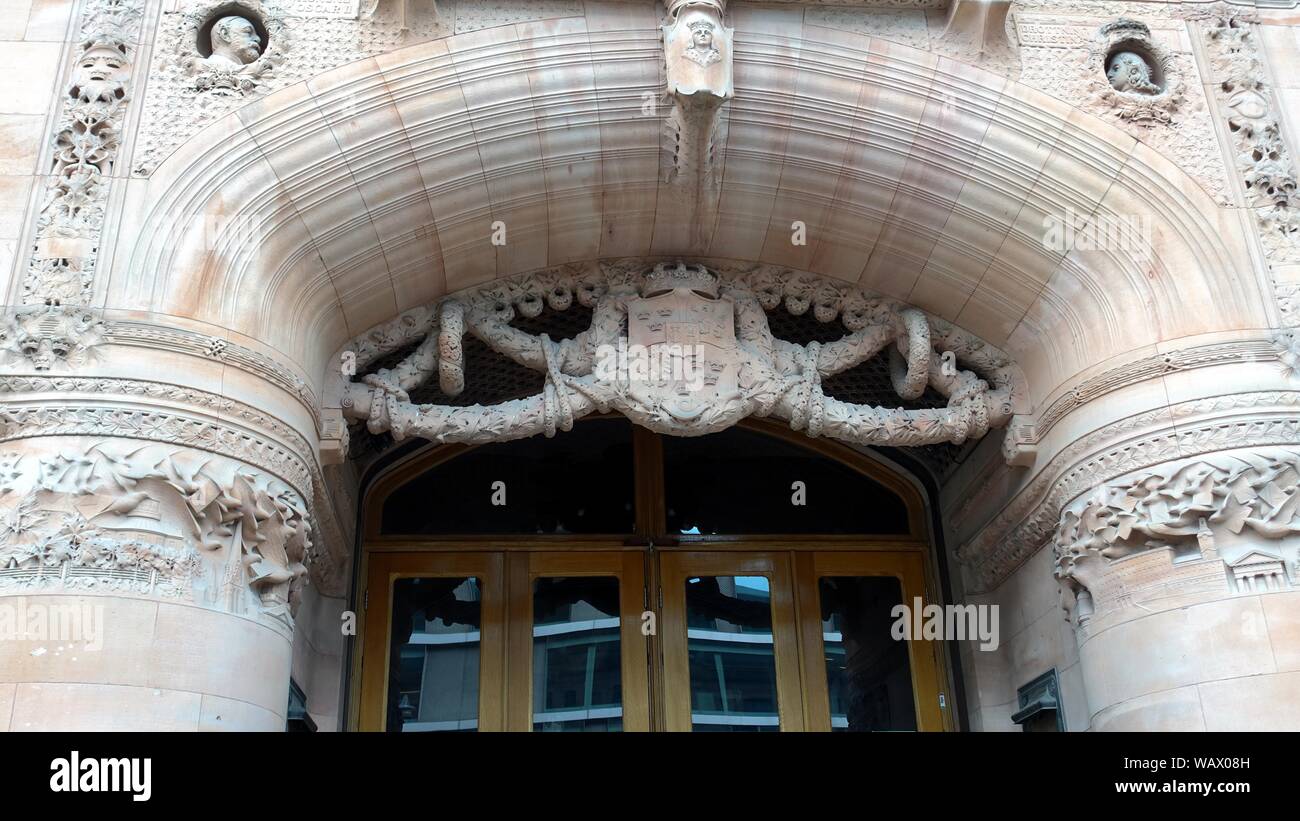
<box><xmin>381</xmin><ymin>418</ymin><xmax>636</xmax><ymax>535</ymax></box>
<box><xmin>819</xmin><ymin>576</ymin><xmax>917</xmax><ymax>731</ymax></box>
<box><xmin>663</xmin><ymin>426</ymin><xmax>909</xmax><ymax>535</ymax></box>
<box><xmin>684</xmin><ymin>575</ymin><xmax>780</xmax><ymax>731</ymax></box>
<box><xmin>387</xmin><ymin>577</ymin><xmax>481</xmax><ymax>732</ymax></box>
<box><xmin>532</xmin><ymin>576</ymin><xmax>623</xmax><ymax>732</ymax></box>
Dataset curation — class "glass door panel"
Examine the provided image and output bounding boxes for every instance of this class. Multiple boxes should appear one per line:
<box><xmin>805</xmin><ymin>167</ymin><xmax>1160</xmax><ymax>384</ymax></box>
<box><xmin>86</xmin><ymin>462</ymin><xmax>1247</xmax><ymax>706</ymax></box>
<box><xmin>360</xmin><ymin>553</ymin><xmax>506</xmax><ymax>731</ymax></box>
<box><xmin>660</xmin><ymin>552</ymin><xmax>804</xmax><ymax>731</ymax></box>
<box><xmin>506</xmin><ymin>552</ymin><xmax>650</xmax><ymax>731</ymax></box>
<box><xmin>794</xmin><ymin>551</ymin><xmax>946</xmax><ymax>732</ymax></box>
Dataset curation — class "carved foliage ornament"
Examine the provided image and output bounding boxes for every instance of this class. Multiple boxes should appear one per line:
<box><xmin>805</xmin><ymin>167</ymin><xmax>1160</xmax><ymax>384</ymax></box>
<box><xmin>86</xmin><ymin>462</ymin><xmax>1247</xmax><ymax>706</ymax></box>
<box><xmin>1087</xmin><ymin>19</ymin><xmax>1183</xmax><ymax>127</ymax></box>
<box><xmin>23</xmin><ymin>0</ymin><xmax>143</xmax><ymax>306</ymax></box>
<box><xmin>172</xmin><ymin>0</ymin><xmax>288</xmax><ymax>95</ymax></box>
<box><xmin>336</xmin><ymin>262</ymin><xmax>1020</xmax><ymax>459</ymax></box>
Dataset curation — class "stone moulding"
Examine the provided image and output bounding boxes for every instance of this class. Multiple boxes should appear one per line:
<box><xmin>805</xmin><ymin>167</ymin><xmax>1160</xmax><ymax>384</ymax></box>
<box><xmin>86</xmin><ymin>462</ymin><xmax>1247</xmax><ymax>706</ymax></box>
<box><xmin>958</xmin><ymin>390</ymin><xmax>1300</xmax><ymax>593</ymax></box>
<box><xmin>326</xmin><ymin>260</ymin><xmax>1026</xmax><ymax>462</ymax></box>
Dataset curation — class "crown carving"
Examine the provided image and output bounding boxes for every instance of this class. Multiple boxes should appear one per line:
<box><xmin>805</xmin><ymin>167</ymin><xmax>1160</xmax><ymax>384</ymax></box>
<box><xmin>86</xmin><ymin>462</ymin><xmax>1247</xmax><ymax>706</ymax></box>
<box><xmin>644</xmin><ymin>261</ymin><xmax>719</xmax><ymax>297</ymax></box>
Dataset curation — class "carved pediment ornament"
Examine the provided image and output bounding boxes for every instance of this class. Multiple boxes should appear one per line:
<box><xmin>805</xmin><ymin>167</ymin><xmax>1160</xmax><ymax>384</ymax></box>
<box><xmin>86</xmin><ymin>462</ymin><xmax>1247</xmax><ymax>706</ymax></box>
<box><xmin>335</xmin><ymin>262</ymin><xmax>1021</xmax><ymax>459</ymax></box>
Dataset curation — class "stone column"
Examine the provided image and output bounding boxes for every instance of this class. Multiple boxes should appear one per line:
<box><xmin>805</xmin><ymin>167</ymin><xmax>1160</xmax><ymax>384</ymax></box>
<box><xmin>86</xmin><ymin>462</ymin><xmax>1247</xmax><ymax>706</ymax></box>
<box><xmin>1053</xmin><ymin>446</ymin><xmax>1300</xmax><ymax>731</ymax></box>
<box><xmin>0</xmin><ymin>365</ymin><xmax>323</xmax><ymax>730</ymax></box>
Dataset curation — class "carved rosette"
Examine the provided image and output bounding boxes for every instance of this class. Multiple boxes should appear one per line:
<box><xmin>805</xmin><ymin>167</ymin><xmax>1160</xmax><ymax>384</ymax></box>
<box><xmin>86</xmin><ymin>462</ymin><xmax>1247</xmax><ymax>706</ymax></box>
<box><xmin>22</xmin><ymin>0</ymin><xmax>144</xmax><ymax>306</ymax></box>
<box><xmin>0</xmin><ymin>436</ymin><xmax>311</xmax><ymax>631</ymax></box>
<box><xmin>1086</xmin><ymin>19</ymin><xmax>1184</xmax><ymax>127</ymax></box>
<box><xmin>1053</xmin><ymin>448</ymin><xmax>1300</xmax><ymax>627</ymax></box>
<box><xmin>331</xmin><ymin>260</ymin><xmax>1023</xmax><ymax>460</ymax></box>
<box><xmin>170</xmin><ymin>0</ymin><xmax>289</xmax><ymax>96</ymax></box>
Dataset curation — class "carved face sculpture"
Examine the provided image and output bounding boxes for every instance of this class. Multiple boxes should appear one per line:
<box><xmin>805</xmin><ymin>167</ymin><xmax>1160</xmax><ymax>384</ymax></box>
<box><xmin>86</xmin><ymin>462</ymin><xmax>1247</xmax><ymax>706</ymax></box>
<box><xmin>685</xmin><ymin>20</ymin><xmax>720</xmax><ymax>66</ymax></box>
<box><xmin>71</xmin><ymin>45</ymin><xmax>127</xmax><ymax>110</ymax></box>
<box><xmin>208</xmin><ymin>15</ymin><xmax>261</xmax><ymax>68</ymax></box>
<box><xmin>2</xmin><ymin>304</ymin><xmax>101</xmax><ymax>371</ymax></box>
<box><xmin>1106</xmin><ymin>51</ymin><xmax>1160</xmax><ymax>95</ymax></box>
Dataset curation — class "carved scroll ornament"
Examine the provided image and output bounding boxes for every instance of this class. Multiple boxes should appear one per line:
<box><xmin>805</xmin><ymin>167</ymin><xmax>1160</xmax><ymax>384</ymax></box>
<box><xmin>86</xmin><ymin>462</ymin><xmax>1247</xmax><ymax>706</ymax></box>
<box><xmin>337</xmin><ymin>262</ymin><xmax>1019</xmax><ymax>458</ymax></box>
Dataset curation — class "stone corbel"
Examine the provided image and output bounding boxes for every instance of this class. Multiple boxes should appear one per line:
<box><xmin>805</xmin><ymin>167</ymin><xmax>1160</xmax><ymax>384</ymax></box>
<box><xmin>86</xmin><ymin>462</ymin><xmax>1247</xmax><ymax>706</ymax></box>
<box><xmin>662</xmin><ymin>0</ymin><xmax>733</xmax><ymax>248</ymax></box>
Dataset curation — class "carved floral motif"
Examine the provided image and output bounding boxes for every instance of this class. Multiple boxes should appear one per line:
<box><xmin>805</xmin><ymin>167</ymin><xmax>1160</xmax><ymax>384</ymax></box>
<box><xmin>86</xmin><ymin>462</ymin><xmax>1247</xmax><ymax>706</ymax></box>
<box><xmin>1196</xmin><ymin>9</ymin><xmax>1300</xmax><ymax>266</ymax></box>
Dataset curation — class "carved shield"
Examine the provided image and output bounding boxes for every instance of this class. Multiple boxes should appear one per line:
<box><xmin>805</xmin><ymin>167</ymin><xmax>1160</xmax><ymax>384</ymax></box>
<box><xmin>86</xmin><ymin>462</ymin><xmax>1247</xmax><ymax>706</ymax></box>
<box><xmin>625</xmin><ymin>287</ymin><xmax>739</xmax><ymax>423</ymax></box>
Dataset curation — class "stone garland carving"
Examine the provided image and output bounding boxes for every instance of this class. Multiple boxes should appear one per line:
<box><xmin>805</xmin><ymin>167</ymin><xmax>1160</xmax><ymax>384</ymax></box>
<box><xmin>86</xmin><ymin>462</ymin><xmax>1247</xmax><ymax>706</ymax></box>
<box><xmin>172</xmin><ymin>0</ymin><xmax>289</xmax><ymax>95</ymax></box>
<box><xmin>1196</xmin><ymin>9</ymin><xmax>1300</xmax><ymax>266</ymax></box>
<box><xmin>22</xmin><ymin>0</ymin><xmax>143</xmax><ymax>306</ymax></box>
<box><xmin>0</xmin><ymin>441</ymin><xmax>310</xmax><ymax>627</ymax></box>
<box><xmin>1087</xmin><ymin>18</ymin><xmax>1183</xmax><ymax>127</ymax></box>
<box><xmin>0</xmin><ymin>303</ymin><xmax>107</xmax><ymax>371</ymax></box>
<box><xmin>959</xmin><ymin>390</ymin><xmax>1300</xmax><ymax>592</ymax></box>
<box><xmin>336</xmin><ymin>261</ymin><xmax>1019</xmax><ymax>457</ymax></box>
<box><xmin>1053</xmin><ymin>448</ymin><xmax>1300</xmax><ymax>625</ymax></box>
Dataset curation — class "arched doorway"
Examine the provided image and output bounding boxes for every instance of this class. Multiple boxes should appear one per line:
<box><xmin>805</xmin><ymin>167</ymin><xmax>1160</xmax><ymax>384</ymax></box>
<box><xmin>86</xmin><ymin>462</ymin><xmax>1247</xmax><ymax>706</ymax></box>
<box><xmin>353</xmin><ymin>418</ymin><xmax>950</xmax><ymax>732</ymax></box>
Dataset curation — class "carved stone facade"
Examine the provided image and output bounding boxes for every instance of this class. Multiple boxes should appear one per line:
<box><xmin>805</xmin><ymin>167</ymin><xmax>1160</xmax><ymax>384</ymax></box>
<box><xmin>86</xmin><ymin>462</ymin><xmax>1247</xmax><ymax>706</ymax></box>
<box><xmin>3</xmin><ymin>0</ymin><xmax>1300</xmax><ymax>733</ymax></box>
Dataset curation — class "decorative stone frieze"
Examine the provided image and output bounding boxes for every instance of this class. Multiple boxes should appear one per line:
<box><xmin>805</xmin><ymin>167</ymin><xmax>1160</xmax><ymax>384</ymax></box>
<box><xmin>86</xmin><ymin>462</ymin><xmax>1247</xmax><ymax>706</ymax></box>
<box><xmin>334</xmin><ymin>261</ymin><xmax>1021</xmax><ymax>456</ymax></box>
<box><xmin>0</xmin><ymin>438</ymin><xmax>310</xmax><ymax>628</ymax></box>
<box><xmin>959</xmin><ymin>391</ymin><xmax>1300</xmax><ymax>592</ymax></box>
<box><xmin>1053</xmin><ymin>448</ymin><xmax>1300</xmax><ymax>626</ymax></box>
<box><xmin>23</xmin><ymin>0</ymin><xmax>144</xmax><ymax>306</ymax></box>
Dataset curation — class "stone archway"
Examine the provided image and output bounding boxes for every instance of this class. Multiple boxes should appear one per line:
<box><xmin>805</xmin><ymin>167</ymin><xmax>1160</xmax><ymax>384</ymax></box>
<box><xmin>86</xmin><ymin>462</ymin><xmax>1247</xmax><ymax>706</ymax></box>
<box><xmin>3</xmin><ymin>1</ymin><xmax>1294</xmax><ymax>731</ymax></box>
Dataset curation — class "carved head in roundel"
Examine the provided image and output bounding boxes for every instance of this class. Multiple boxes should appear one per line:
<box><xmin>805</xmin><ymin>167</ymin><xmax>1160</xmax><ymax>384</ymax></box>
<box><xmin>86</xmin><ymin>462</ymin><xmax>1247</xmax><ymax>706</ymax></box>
<box><xmin>1106</xmin><ymin>50</ymin><xmax>1161</xmax><ymax>95</ymax></box>
<box><xmin>208</xmin><ymin>15</ymin><xmax>262</xmax><ymax>68</ymax></box>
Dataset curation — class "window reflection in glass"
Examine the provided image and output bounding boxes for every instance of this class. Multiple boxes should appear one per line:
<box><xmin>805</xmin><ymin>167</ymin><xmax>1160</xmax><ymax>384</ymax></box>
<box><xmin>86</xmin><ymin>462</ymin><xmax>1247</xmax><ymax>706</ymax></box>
<box><xmin>684</xmin><ymin>575</ymin><xmax>780</xmax><ymax>731</ymax></box>
<box><xmin>532</xmin><ymin>577</ymin><xmax>623</xmax><ymax>732</ymax></box>
<box><xmin>819</xmin><ymin>576</ymin><xmax>917</xmax><ymax>731</ymax></box>
<box><xmin>387</xmin><ymin>577</ymin><xmax>482</xmax><ymax>732</ymax></box>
